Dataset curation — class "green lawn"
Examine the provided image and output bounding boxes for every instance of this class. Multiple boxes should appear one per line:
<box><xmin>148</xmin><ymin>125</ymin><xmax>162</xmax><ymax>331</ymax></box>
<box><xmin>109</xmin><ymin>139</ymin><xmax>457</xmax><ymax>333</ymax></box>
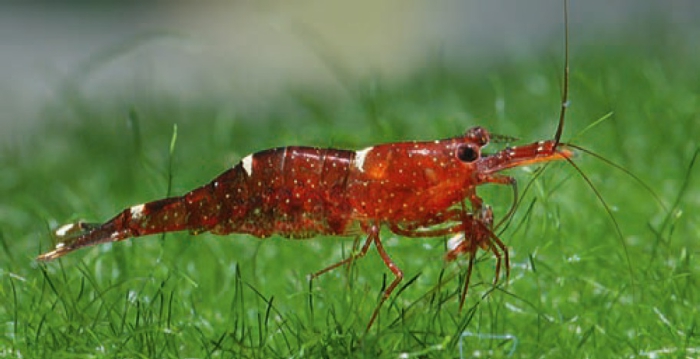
<box><xmin>2</xmin><ymin>25</ymin><xmax>699</xmax><ymax>358</ymax></box>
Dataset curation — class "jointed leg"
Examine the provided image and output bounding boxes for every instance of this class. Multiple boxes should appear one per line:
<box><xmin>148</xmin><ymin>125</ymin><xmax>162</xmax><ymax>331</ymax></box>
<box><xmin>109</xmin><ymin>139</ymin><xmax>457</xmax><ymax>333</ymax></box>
<box><xmin>366</xmin><ymin>226</ymin><xmax>403</xmax><ymax>330</ymax></box>
<box><xmin>443</xmin><ymin>208</ymin><xmax>510</xmax><ymax>310</ymax></box>
<box><xmin>486</xmin><ymin>228</ymin><xmax>510</xmax><ymax>284</ymax></box>
<box><xmin>459</xmin><ymin>248</ymin><xmax>477</xmax><ymax>312</ymax></box>
<box><xmin>309</xmin><ymin>224</ymin><xmax>405</xmax><ymax>331</ymax></box>
<box><xmin>310</xmin><ymin>230</ymin><xmax>374</xmax><ymax>280</ymax></box>
<box><xmin>388</xmin><ymin>209</ymin><xmax>470</xmax><ymax>238</ymax></box>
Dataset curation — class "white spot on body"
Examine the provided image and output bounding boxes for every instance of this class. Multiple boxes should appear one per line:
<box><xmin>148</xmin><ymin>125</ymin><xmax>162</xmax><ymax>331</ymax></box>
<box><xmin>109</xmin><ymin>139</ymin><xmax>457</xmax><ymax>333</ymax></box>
<box><xmin>353</xmin><ymin>146</ymin><xmax>373</xmax><ymax>172</ymax></box>
<box><xmin>130</xmin><ymin>204</ymin><xmax>145</xmax><ymax>220</ymax></box>
<box><xmin>536</xmin><ymin>140</ymin><xmax>545</xmax><ymax>153</ymax></box>
<box><xmin>447</xmin><ymin>233</ymin><xmax>464</xmax><ymax>252</ymax></box>
<box><xmin>241</xmin><ymin>154</ymin><xmax>254</xmax><ymax>175</ymax></box>
<box><xmin>55</xmin><ymin>223</ymin><xmax>76</xmax><ymax>237</ymax></box>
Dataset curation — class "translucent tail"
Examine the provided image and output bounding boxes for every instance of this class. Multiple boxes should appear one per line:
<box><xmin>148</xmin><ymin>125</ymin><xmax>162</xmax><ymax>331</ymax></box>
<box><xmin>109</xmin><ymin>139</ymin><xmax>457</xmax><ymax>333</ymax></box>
<box><xmin>37</xmin><ymin>184</ymin><xmax>219</xmax><ymax>261</ymax></box>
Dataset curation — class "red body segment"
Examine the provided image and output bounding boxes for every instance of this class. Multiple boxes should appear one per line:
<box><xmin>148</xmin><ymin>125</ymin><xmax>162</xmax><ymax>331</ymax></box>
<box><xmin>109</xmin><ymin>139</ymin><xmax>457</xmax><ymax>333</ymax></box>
<box><xmin>212</xmin><ymin>147</ymin><xmax>356</xmax><ymax>238</ymax></box>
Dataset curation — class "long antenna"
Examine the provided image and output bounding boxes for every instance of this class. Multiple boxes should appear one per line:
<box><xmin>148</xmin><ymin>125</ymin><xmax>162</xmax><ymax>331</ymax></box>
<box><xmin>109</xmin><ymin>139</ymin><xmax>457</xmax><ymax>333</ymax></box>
<box><xmin>554</xmin><ymin>0</ymin><xmax>569</xmax><ymax>146</ymax></box>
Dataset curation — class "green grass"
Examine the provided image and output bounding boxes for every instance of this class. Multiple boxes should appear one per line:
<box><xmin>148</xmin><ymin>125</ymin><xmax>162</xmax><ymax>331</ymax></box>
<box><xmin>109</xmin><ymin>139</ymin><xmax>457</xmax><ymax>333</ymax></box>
<box><xmin>2</xmin><ymin>27</ymin><xmax>699</xmax><ymax>358</ymax></box>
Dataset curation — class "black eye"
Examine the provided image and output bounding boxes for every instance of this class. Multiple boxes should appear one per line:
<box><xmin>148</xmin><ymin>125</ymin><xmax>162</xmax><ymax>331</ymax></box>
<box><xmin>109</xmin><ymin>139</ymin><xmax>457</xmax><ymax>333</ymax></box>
<box><xmin>456</xmin><ymin>144</ymin><xmax>479</xmax><ymax>162</ymax></box>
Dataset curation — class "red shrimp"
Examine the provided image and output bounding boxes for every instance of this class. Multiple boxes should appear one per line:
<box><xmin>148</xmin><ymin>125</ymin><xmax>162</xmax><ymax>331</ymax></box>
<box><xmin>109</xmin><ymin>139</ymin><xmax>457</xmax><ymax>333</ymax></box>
<box><xmin>39</xmin><ymin>1</ymin><xmax>578</xmax><ymax>331</ymax></box>
<box><xmin>37</xmin><ymin>127</ymin><xmax>573</xmax><ymax>329</ymax></box>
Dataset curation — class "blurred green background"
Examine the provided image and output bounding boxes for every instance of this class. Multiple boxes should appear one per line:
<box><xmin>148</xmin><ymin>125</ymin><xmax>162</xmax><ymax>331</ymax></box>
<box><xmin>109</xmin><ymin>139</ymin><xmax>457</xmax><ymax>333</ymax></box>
<box><xmin>1</xmin><ymin>1</ymin><xmax>699</xmax><ymax>358</ymax></box>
